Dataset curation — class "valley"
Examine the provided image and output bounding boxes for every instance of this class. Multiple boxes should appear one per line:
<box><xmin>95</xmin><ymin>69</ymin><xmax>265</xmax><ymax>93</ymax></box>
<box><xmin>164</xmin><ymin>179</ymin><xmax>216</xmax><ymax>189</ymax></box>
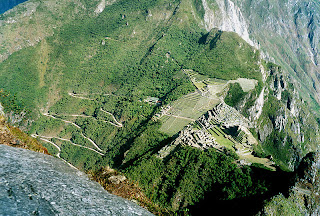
<box><xmin>1</xmin><ymin>0</ymin><xmax>320</xmax><ymax>215</ymax></box>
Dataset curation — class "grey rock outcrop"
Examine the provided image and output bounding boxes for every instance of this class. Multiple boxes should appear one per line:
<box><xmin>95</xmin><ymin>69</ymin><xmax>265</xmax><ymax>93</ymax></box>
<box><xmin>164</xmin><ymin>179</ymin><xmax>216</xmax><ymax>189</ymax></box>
<box><xmin>0</xmin><ymin>145</ymin><xmax>153</xmax><ymax>216</ymax></box>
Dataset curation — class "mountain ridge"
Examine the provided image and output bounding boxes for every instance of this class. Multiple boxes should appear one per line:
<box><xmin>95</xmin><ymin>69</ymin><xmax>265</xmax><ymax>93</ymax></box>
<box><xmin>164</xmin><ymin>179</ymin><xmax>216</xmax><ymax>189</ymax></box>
<box><xmin>1</xmin><ymin>0</ymin><xmax>320</xmax><ymax>214</ymax></box>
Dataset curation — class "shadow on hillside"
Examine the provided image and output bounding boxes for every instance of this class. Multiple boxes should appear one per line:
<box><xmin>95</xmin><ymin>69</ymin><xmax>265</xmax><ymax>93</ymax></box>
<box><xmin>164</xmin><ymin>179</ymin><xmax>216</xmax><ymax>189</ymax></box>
<box><xmin>189</xmin><ymin>166</ymin><xmax>295</xmax><ymax>216</ymax></box>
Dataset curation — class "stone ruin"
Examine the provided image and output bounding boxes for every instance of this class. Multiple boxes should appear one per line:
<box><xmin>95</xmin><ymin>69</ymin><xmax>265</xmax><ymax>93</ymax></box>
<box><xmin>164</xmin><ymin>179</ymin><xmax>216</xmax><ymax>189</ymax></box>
<box><xmin>207</xmin><ymin>102</ymin><xmax>253</xmax><ymax>128</ymax></box>
<box><xmin>177</xmin><ymin>125</ymin><xmax>220</xmax><ymax>150</ymax></box>
<box><xmin>157</xmin><ymin>102</ymin><xmax>257</xmax><ymax>159</ymax></box>
<box><xmin>157</xmin><ymin>125</ymin><xmax>222</xmax><ymax>159</ymax></box>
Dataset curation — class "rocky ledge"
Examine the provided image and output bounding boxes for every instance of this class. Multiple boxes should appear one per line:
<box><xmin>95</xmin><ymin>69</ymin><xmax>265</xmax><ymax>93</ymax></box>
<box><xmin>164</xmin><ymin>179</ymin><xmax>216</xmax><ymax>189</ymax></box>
<box><xmin>0</xmin><ymin>145</ymin><xmax>153</xmax><ymax>216</ymax></box>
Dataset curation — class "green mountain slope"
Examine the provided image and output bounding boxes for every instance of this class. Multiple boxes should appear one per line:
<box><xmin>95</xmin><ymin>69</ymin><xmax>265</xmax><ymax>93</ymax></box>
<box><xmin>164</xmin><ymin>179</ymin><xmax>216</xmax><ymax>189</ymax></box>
<box><xmin>1</xmin><ymin>0</ymin><xmax>320</xmax><ymax>214</ymax></box>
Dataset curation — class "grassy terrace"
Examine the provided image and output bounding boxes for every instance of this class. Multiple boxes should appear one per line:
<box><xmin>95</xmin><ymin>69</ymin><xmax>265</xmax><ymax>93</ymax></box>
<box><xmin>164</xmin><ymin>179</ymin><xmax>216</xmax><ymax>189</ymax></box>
<box><xmin>160</xmin><ymin>71</ymin><xmax>228</xmax><ymax>136</ymax></box>
<box><xmin>159</xmin><ymin>91</ymin><xmax>220</xmax><ymax>135</ymax></box>
<box><xmin>159</xmin><ymin>69</ymin><xmax>258</xmax><ymax>137</ymax></box>
<box><xmin>159</xmin><ymin>90</ymin><xmax>220</xmax><ymax>136</ymax></box>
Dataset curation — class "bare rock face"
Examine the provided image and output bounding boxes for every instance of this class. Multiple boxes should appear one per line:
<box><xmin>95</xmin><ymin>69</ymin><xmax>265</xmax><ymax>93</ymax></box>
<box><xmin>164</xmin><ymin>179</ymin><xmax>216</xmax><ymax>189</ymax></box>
<box><xmin>94</xmin><ymin>0</ymin><xmax>106</xmax><ymax>14</ymax></box>
<box><xmin>202</xmin><ymin>0</ymin><xmax>255</xmax><ymax>46</ymax></box>
<box><xmin>233</xmin><ymin>0</ymin><xmax>320</xmax><ymax>104</ymax></box>
<box><xmin>0</xmin><ymin>145</ymin><xmax>153</xmax><ymax>216</ymax></box>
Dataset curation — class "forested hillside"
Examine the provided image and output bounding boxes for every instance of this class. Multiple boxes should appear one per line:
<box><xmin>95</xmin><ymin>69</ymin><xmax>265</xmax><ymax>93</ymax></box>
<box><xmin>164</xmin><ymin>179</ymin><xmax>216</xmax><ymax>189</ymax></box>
<box><xmin>1</xmin><ymin>0</ymin><xmax>320</xmax><ymax>215</ymax></box>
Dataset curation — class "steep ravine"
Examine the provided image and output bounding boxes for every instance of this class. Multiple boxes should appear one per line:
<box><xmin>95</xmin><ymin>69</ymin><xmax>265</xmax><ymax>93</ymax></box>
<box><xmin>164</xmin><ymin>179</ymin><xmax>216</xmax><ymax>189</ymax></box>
<box><xmin>189</xmin><ymin>166</ymin><xmax>295</xmax><ymax>215</ymax></box>
<box><xmin>202</xmin><ymin>0</ymin><xmax>320</xmax><ymax>111</ymax></box>
<box><xmin>261</xmin><ymin>152</ymin><xmax>320</xmax><ymax>215</ymax></box>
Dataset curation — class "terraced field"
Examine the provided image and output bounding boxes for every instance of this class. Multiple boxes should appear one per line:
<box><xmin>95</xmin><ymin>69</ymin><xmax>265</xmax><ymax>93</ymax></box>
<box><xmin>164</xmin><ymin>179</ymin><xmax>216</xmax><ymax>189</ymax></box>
<box><xmin>159</xmin><ymin>71</ymin><xmax>229</xmax><ymax>135</ymax></box>
<box><xmin>159</xmin><ymin>91</ymin><xmax>220</xmax><ymax>135</ymax></box>
<box><xmin>159</xmin><ymin>69</ymin><xmax>274</xmax><ymax>169</ymax></box>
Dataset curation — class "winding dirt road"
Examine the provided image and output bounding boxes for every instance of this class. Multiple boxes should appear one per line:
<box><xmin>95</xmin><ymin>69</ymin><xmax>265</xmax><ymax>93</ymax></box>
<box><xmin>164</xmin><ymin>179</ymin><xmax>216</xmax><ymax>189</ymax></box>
<box><xmin>67</xmin><ymin>92</ymin><xmax>122</xmax><ymax>128</ymax></box>
<box><xmin>68</xmin><ymin>92</ymin><xmax>94</xmax><ymax>100</ymax></box>
<box><xmin>42</xmin><ymin>113</ymin><xmax>103</xmax><ymax>152</ymax></box>
<box><xmin>39</xmin><ymin>91</ymin><xmax>123</xmax><ymax>156</ymax></box>
<box><xmin>32</xmin><ymin>134</ymin><xmax>104</xmax><ymax>156</ymax></box>
<box><xmin>31</xmin><ymin>135</ymin><xmax>78</xmax><ymax>169</ymax></box>
<box><xmin>100</xmin><ymin>108</ymin><xmax>123</xmax><ymax>127</ymax></box>
<box><xmin>43</xmin><ymin>113</ymin><xmax>81</xmax><ymax>129</ymax></box>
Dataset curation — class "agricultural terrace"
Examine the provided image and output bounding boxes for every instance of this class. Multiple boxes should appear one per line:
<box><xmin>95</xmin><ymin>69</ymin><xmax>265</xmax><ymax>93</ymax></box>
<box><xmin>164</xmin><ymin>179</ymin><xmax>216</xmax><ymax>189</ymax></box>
<box><xmin>159</xmin><ymin>70</ymin><xmax>258</xmax><ymax>136</ymax></box>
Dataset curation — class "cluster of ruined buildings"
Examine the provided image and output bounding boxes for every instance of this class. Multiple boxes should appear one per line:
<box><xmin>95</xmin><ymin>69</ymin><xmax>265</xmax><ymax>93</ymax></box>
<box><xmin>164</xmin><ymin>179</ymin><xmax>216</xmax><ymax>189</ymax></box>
<box><xmin>206</xmin><ymin>102</ymin><xmax>253</xmax><ymax>128</ymax></box>
<box><xmin>158</xmin><ymin>102</ymin><xmax>256</xmax><ymax>158</ymax></box>
<box><xmin>175</xmin><ymin>125</ymin><xmax>223</xmax><ymax>150</ymax></box>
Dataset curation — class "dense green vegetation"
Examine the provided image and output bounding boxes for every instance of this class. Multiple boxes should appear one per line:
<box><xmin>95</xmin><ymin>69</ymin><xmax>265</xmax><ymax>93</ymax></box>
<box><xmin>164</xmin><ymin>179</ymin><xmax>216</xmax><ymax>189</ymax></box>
<box><xmin>0</xmin><ymin>90</ymin><xmax>25</xmax><ymax>114</ymax></box>
<box><xmin>186</xmin><ymin>29</ymin><xmax>261</xmax><ymax>80</ymax></box>
<box><xmin>0</xmin><ymin>45</ymin><xmax>47</xmax><ymax>116</ymax></box>
<box><xmin>0</xmin><ymin>0</ymin><xmax>261</xmax><ymax>119</ymax></box>
<box><xmin>192</xmin><ymin>0</ymin><xmax>205</xmax><ymax>19</ymax></box>
<box><xmin>125</xmin><ymin>146</ymin><xmax>272</xmax><ymax>212</ymax></box>
<box><xmin>1</xmin><ymin>0</ymin><xmax>319</xmax><ymax>215</ymax></box>
<box><xmin>224</xmin><ymin>83</ymin><xmax>247</xmax><ymax>107</ymax></box>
